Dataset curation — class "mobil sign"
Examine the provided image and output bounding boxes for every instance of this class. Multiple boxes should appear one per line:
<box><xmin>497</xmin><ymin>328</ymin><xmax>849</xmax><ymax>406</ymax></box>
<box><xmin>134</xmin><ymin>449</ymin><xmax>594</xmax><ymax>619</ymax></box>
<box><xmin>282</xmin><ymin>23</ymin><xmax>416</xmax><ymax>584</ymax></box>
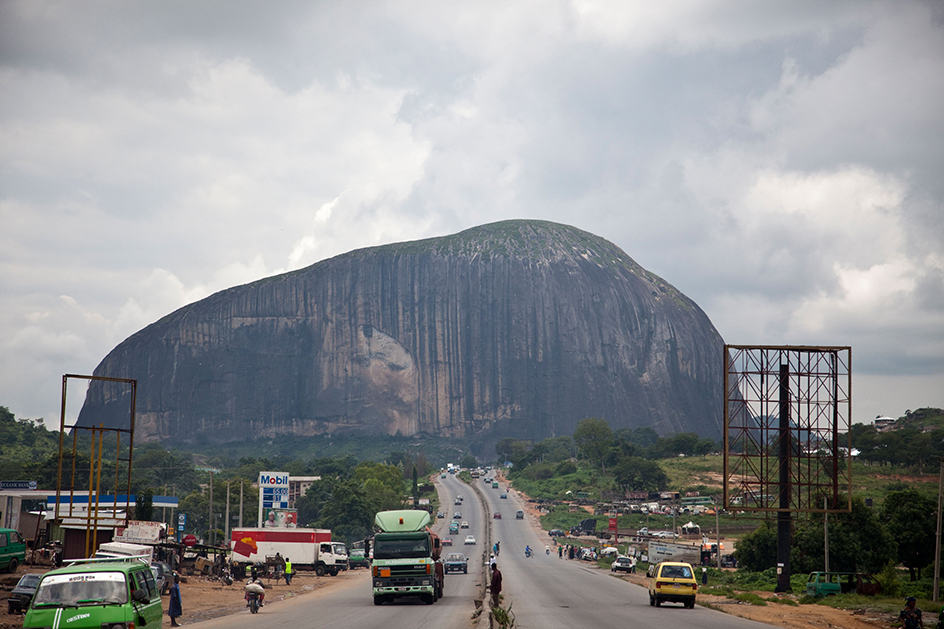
<box><xmin>259</xmin><ymin>471</ymin><xmax>290</xmax><ymax>510</ymax></box>
<box><xmin>259</xmin><ymin>472</ymin><xmax>289</xmax><ymax>487</ymax></box>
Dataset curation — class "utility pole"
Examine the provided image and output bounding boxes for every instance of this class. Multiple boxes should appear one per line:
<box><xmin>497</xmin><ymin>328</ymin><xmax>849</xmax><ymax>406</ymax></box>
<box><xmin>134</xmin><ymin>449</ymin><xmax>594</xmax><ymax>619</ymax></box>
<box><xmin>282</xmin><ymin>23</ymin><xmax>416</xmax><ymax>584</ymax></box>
<box><xmin>824</xmin><ymin>496</ymin><xmax>830</xmax><ymax>574</ymax></box>
<box><xmin>225</xmin><ymin>480</ymin><xmax>231</xmax><ymax>546</ymax></box>
<box><xmin>775</xmin><ymin>363</ymin><xmax>792</xmax><ymax>592</ymax></box>
<box><xmin>239</xmin><ymin>480</ymin><xmax>244</xmax><ymax>528</ymax></box>
<box><xmin>934</xmin><ymin>459</ymin><xmax>943</xmax><ymax>602</ymax></box>
<box><xmin>715</xmin><ymin>507</ymin><xmax>721</xmax><ymax>569</ymax></box>
<box><xmin>208</xmin><ymin>471</ymin><xmax>214</xmax><ymax>546</ymax></box>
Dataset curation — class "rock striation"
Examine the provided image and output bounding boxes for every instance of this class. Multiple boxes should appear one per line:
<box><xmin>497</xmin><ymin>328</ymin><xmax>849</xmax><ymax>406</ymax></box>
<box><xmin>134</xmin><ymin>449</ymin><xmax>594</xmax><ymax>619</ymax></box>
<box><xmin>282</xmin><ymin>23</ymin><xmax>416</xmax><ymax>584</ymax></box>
<box><xmin>78</xmin><ymin>220</ymin><xmax>725</xmax><ymax>446</ymax></box>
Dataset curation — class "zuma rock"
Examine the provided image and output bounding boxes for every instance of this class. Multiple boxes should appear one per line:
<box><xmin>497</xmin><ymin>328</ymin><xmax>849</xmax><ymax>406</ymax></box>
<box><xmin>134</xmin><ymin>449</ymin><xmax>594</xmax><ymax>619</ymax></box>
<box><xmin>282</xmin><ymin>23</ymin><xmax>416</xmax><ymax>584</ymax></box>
<box><xmin>78</xmin><ymin>220</ymin><xmax>725</xmax><ymax>446</ymax></box>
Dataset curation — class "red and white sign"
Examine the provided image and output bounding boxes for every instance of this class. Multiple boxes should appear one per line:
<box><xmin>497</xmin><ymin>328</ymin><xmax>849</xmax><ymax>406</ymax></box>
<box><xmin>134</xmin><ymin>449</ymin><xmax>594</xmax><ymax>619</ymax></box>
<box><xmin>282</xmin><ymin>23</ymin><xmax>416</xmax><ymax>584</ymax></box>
<box><xmin>183</xmin><ymin>534</ymin><xmax>197</xmax><ymax>547</ymax></box>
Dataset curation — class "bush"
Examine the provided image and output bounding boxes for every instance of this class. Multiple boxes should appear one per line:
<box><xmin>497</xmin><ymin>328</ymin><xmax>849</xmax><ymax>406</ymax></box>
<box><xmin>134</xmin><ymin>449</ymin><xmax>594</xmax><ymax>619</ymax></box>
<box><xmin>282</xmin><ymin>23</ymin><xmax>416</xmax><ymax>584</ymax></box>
<box><xmin>555</xmin><ymin>460</ymin><xmax>577</xmax><ymax>476</ymax></box>
<box><xmin>874</xmin><ymin>560</ymin><xmax>901</xmax><ymax>598</ymax></box>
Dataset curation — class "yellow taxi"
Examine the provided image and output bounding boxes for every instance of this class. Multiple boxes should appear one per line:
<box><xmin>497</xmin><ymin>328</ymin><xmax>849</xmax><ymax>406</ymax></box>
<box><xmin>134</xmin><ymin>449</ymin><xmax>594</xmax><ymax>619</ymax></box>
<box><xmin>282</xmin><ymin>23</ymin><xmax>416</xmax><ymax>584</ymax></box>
<box><xmin>648</xmin><ymin>561</ymin><xmax>697</xmax><ymax>608</ymax></box>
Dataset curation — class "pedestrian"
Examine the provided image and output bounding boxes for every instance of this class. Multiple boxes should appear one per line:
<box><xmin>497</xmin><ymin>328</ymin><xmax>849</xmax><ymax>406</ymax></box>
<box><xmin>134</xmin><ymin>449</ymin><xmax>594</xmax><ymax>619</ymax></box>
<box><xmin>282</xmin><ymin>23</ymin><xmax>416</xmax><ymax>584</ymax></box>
<box><xmin>490</xmin><ymin>562</ymin><xmax>502</xmax><ymax>608</ymax></box>
<box><xmin>899</xmin><ymin>596</ymin><xmax>923</xmax><ymax>629</ymax></box>
<box><xmin>489</xmin><ymin>553</ymin><xmax>496</xmax><ymax>569</ymax></box>
<box><xmin>168</xmin><ymin>574</ymin><xmax>182</xmax><ymax>627</ymax></box>
<box><xmin>284</xmin><ymin>557</ymin><xmax>293</xmax><ymax>585</ymax></box>
<box><xmin>558</xmin><ymin>545</ymin><xmax>563</xmax><ymax>559</ymax></box>
<box><xmin>568</xmin><ymin>545</ymin><xmax>575</xmax><ymax>560</ymax></box>
<box><xmin>701</xmin><ymin>567</ymin><xmax>708</xmax><ymax>585</ymax></box>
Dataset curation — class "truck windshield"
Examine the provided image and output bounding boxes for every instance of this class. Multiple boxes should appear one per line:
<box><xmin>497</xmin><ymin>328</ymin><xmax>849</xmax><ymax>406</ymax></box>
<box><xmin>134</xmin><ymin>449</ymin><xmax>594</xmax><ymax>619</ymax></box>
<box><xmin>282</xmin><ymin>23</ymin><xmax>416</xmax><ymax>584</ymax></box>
<box><xmin>33</xmin><ymin>572</ymin><xmax>128</xmax><ymax>607</ymax></box>
<box><xmin>332</xmin><ymin>543</ymin><xmax>347</xmax><ymax>556</ymax></box>
<box><xmin>374</xmin><ymin>536</ymin><xmax>430</xmax><ymax>559</ymax></box>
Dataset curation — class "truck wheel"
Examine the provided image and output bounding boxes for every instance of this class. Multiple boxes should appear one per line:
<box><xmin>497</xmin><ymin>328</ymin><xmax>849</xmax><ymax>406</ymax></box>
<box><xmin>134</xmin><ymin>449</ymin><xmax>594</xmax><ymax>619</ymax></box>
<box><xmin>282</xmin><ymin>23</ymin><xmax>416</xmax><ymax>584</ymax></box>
<box><xmin>329</xmin><ymin>569</ymin><xmax>338</xmax><ymax>576</ymax></box>
<box><xmin>373</xmin><ymin>596</ymin><xmax>384</xmax><ymax>606</ymax></box>
<box><xmin>315</xmin><ymin>565</ymin><xmax>325</xmax><ymax>577</ymax></box>
<box><xmin>423</xmin><ymin>594</ymin><xmax>434</xmax><ymax>605</ymax></box>
<box><xmin>6</xmin><ymin>558</ymin><xmax>17</xmax><ymax>573</ymax></box>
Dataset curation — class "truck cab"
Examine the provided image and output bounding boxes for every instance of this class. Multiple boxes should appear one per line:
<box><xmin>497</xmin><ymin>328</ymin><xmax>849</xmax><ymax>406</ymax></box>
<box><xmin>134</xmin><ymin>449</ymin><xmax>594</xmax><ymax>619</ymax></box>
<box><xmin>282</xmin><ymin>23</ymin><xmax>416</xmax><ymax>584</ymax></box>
<box><xmin>371</xmin><ymin>510</ymin><xmax>444</xmax><ymax>606</ymax></box>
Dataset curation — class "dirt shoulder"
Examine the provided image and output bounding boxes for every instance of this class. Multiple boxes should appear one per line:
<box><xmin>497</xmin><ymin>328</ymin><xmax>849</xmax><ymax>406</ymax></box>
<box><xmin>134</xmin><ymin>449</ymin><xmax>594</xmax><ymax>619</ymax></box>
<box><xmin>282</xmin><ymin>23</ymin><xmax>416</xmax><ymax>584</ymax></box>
<box><xmin>0</xmin><ymin>562</ymin><xmax>367</xmax><ymax>629</ymax></box>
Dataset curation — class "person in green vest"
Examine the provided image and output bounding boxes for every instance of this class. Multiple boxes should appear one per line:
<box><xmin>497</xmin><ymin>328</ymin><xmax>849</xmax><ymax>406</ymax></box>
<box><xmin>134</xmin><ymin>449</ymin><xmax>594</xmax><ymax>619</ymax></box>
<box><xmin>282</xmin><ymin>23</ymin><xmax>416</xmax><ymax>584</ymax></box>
<box><xmin>284</xmin><ymin>557</ymin><xmax>293</xmax><ymax>585</ymax></box>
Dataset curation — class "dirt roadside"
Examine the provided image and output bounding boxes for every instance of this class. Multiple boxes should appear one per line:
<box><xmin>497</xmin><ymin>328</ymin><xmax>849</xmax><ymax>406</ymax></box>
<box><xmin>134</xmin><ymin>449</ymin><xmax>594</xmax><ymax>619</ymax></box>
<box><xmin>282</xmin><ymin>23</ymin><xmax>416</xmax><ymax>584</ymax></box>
<box><xmin>499</xmin><ymin>475</ymin><xmax>891</xmax><ymax>629</ymax></box>
<box><xmin>0</xmin><ymin>563</ymin><xmax>367</xmax><ymax>629</ymax></box>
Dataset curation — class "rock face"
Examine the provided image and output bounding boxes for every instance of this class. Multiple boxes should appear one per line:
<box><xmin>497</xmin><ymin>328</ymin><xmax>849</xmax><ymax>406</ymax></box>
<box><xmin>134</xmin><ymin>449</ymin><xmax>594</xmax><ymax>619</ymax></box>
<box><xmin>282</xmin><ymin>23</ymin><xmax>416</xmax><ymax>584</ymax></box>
<box><xmin>78</xmin><ymin>220</ymin><xmax>725</xmax><ymax>446</ymax></box>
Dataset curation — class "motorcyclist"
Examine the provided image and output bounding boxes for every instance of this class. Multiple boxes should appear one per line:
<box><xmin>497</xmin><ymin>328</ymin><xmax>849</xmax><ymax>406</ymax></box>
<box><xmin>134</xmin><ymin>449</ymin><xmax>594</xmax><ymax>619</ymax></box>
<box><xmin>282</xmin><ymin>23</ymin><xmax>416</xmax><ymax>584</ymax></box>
<box><xmin>545</xmin><ymin>544</ymin><xmax>550</xmax><ymax>555</ymax></box>
<box><xmin>525</xmin><ymin>545</ymin><xmax>532</xmax><ymax>557</ymax></box>
<box><xmin>245</xmin><ymin>569</ymin><xmax>266</xmax><ymax>607</ymax></box>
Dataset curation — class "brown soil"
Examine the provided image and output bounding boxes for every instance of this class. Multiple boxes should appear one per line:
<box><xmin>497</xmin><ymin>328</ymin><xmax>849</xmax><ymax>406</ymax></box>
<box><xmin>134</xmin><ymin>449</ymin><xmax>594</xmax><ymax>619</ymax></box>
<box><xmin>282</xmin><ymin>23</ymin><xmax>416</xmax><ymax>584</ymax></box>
<box><xmin>0</xmin><ymin>562</ymin><xmax>365</xmax><ymax>629</ymax></box>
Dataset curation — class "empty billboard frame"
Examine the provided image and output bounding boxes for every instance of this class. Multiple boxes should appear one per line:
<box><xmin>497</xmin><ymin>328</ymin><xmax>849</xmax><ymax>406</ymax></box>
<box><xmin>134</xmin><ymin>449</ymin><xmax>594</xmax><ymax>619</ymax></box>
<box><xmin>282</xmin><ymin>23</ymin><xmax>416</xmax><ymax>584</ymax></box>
<box><xmin>723</xmin><ymin>345</ymin><xmax>852</xmax><ymax>514</ymax></box>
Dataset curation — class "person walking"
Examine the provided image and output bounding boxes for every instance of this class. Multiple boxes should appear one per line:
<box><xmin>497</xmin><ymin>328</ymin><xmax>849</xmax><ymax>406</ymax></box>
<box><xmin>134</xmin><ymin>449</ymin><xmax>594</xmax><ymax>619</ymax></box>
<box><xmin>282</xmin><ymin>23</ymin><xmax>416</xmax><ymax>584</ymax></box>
<box><xmin>489</xmin><ymin>562</ymin><xmax>503</xmax><ymax>608</ymax></box>
<box><xmin>558</xmin><ymin>545</ymin><xmax>563</xmax><ymax>559</ymax></box>
<box><xmin>899</xmin><ymin>597</ymin><xmax>923</xmax><ymax>629</ymax></box>
<box><xmin>168</xmin><ymin>574</ymin><xmax>182</xmax><ymax>627</ymax></box>
<box><xmin>284</xmin><ymin>557</ymin><xmax>293</xmax><ymax>585</ymax></box>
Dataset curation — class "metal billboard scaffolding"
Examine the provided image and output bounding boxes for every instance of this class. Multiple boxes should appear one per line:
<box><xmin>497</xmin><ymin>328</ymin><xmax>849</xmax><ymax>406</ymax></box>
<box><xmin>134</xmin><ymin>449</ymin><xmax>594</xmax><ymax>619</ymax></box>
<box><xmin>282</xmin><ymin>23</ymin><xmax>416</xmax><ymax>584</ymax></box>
<box><xmin>56</xmin><ymin>374</ymin><xmax>138</xmax><ymax>558</ymax></box>
<box><xmin>723</xmin><ymin>345</ymin><xmax>852</xmax><ymax>592</ymax></box>
<box><xmin>723</xmin><ymin>346</ymin><xmax>852</xmax><ymax>514</ymax></box>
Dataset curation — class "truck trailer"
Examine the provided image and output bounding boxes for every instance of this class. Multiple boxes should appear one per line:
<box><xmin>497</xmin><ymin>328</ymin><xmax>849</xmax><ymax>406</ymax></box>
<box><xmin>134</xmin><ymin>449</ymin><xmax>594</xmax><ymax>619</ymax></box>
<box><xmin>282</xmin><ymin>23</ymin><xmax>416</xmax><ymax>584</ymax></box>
<box><xmin>371</xmin><ymin>510</ymin><xmax>444</xmax><ymax>605</ymax></box>
<box><xmin>230</xmin><ymin>528</ymin><xmax>345</xmax><ymax>576</ymax></box>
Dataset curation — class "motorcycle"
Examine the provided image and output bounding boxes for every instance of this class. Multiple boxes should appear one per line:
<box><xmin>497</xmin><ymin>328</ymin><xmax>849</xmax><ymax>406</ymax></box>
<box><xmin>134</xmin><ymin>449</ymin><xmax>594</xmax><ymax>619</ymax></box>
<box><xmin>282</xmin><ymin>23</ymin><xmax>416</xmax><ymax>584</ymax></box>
<box><xmin>525</xmin><ymin>548</ymin><xmax>533</xmax><ymax>558</ymax></box>
<box><xmin>247</xmin><ymin>592</ymin><xmax>261</xmax><ymax>614</ymax></box>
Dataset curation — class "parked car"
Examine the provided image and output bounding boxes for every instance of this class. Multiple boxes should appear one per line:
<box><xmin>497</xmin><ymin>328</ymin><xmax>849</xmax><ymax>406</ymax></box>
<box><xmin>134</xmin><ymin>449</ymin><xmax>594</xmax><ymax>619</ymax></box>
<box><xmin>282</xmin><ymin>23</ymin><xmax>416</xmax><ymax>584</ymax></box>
<box><xmin>461</xmin><ymin>521</ymin><xmax>470</xmax><ymax>529</ymax></box>
<box><xmin>493</xmin><ymin>512</ymin><xmax>502</xmax><ymax>519</ymax></box>
<box><xmin>611</xmin><ymin>557</ymin><xmax>634</xmax><ymax>573</ymax></box>
<box><xmin>7</xmin><ymin>573</ymin><xmax>41</xmax><ymax>614</ymax></box>
<box><xmin>464</xmin><ymin>535</ymin><xmax>476</xmax><ymax>545</ymax></box>
<box><xmin>648</xmin><ymin>561</ymin><xmax>697</xmax><ymax>608</ymax></box>
<box><xmin>444</xmin><ymin>553</ymin><xmax>469</xmax><ymax>574</ymax></box>
<box><xmin>548</xmin><ymin>528</ymin><xmax>566</xmax><ymax>537</ymax></box>
<box><xmin>349</xmin><ymin>549</ymin><xmax>370</xmax><ymax>569</ymax></box>
<box><xmin>515</xmin><ymin>511</ymin><xmax>524</xmax><ymax>519</ymax></box>
<box><xmin>150</xmin><ymin>561</ymin><xmax>172</xmax><ymax>595</ymax></box>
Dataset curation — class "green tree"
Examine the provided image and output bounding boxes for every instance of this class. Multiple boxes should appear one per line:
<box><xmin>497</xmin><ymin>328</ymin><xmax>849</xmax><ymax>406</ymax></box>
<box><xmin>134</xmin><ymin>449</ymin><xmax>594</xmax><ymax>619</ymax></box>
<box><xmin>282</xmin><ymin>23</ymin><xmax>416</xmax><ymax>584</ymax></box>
<box><xmin>612</xmin><ymin>457</ymin><xmax>668</xmax><ymax>492</ymax></box>
<box><xmin>734</xmin><ymin>521</ymin><xmax>777</xmax><ymax>572</ymax></box>
<box><xmin>791</xmin><ymin>497</ymin><xmax>894</xmax><ymax>574</ymax></box>
<box><xmin>135</xmin><ymin>488</ymin><xmax>154</xmax><ymax>521</ymax></box>
<box><xmin>881</xmin><ymin>489</ymin><xmax>937</xmax><ymax>580</ymax></box>
<box><xmin>460</xmin><ymin>454</ymin><xmax>478</xmax><ymax>469</ymax></box>
<box><xmin>316</xmin><ymin>480</ymin><xmax>374</xmax><ymax>544</ymax></box>
<box><xmin>572</xmin><ymin>418</ymin><xmax>613</xmax><ymax>473</ymax></box>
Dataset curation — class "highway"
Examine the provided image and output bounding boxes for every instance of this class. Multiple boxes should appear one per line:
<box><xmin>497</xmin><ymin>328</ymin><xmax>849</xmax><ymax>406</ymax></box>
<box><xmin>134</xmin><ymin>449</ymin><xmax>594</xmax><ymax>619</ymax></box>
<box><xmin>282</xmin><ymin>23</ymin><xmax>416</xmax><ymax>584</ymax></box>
<box><xmin>190</xmin><ymin>472</ymin><xmax>777</xmax><ymax>629</ymax></box>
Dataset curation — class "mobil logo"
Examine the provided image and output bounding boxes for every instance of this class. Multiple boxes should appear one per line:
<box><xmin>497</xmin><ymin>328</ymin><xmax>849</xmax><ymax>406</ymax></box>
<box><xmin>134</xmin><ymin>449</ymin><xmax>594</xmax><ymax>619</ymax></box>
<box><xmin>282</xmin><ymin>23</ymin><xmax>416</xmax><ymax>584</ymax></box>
<box><xmin>259</xmin><ymin>472</ymin><xmax>289</xmax><ymax>486</ymax></box>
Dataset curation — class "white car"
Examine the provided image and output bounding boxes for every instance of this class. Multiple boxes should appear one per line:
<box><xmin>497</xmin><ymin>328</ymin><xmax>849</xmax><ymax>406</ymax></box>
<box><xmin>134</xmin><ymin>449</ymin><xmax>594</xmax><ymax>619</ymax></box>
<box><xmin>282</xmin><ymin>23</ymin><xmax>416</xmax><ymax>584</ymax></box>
<box><xmin>464</xmin><ymin>535</ymin><xmax>476</xmax><ymax>545</ymax></box>
<box><xmin>461</xmin><ymin>521</ymin><xmax>470</xmax><ymax>529</ymax></box>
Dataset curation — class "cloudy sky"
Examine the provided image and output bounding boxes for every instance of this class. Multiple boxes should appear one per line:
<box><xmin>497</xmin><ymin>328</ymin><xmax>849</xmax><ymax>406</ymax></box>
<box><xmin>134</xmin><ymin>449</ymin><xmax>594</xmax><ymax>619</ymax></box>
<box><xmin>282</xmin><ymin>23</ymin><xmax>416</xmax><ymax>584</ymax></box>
<box><xmin>2</xmin><ymin>1</ymin><xmax>942</xmax><ymax>430</ymax></box>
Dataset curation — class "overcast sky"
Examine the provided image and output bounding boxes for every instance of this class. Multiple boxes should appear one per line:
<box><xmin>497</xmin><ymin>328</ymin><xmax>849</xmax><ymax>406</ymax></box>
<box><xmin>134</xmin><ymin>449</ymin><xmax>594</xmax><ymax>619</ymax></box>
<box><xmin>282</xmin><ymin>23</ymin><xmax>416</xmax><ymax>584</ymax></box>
<box><xmin>2</xmin><ymin>1</ymin><xmax>942</xmax><ymax>430</ymax></box>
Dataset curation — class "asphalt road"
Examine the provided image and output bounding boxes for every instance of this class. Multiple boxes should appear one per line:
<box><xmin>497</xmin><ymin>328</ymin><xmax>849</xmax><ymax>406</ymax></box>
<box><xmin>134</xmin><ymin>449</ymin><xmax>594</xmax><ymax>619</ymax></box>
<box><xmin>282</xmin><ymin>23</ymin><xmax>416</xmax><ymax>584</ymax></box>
<box><xmin>190</xmin><ymin>472</ymin><xmax>777</xmax><ymax>629</ymax></box>
<box><xmin>191</xmin><ymin>472</ymin><xmax>485</xmax><ymax>629</ymax></box>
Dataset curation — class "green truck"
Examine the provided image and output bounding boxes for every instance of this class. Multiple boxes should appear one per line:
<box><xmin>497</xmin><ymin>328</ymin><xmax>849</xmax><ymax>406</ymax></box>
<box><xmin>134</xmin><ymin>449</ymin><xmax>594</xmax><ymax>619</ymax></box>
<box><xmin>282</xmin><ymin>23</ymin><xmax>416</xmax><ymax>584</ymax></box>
<box><xmin>372</xmin><ymin>510</ymin><xmax>444</xmax><ymax>605</ymax></box>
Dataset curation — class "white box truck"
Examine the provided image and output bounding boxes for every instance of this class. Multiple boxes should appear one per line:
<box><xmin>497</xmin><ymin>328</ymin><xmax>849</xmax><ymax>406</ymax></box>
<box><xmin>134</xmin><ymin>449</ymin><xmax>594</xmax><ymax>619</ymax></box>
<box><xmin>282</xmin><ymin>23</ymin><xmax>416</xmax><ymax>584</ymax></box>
<box><xmin>230</xmin><ymin>528</ymin><xmax>345</xmax><ymax>576</ymax></box>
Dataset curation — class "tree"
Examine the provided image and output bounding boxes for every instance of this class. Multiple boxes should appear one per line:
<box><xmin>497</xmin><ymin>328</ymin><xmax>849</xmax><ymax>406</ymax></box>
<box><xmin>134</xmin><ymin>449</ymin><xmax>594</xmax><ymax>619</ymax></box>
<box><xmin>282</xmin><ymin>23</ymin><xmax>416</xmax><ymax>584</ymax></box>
<box><xmin>135</xmin><ymin>488</ymin><xmax>154</xmax><ymax>521</ymax></box>
<box><xmin>460</xmin><ymin>454</ymin><xmax>478</xmax><ymax>469</ymax></box>
<box><xmin>791</xmin><ymin>497</ymin><xmax>894</xmax><ymax>574</ymax></box>
<box><xmin>735</xmin><ymin>521</ymin><xmax>777</xmax><ymax>572</ymax></box>
<box><xmin>612</xmin><ymin>457</ymin><xmax>668</xmax><ymax>492</ymax></box>
<box><xmin>572</xmin><ymin>418</ymin><xmax>613</xmax><ymax>473</ymax></box>
<box><xmin>881</xmin><ymin>489</ymin><xmax>937</xmax><ymax>580</ymax></box>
